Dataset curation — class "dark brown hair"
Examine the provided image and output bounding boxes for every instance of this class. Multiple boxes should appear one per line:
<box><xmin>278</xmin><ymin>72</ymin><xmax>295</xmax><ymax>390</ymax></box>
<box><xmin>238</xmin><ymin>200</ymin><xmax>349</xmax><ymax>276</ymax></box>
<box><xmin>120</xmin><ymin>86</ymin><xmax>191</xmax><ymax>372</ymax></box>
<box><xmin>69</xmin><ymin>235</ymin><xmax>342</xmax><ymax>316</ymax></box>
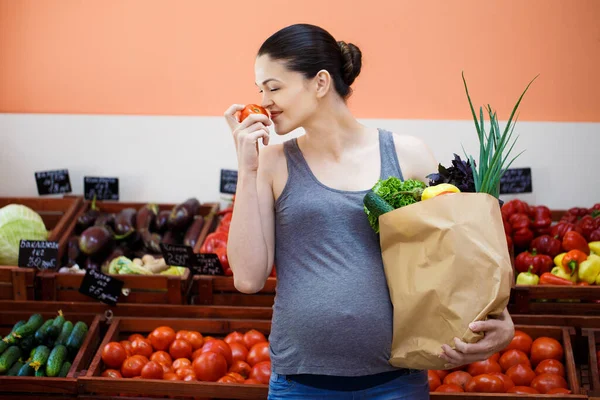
<box><xmin>257</xmin><ymin>24</ymin><xmax>362</xmax><ymax>99</ymax></box>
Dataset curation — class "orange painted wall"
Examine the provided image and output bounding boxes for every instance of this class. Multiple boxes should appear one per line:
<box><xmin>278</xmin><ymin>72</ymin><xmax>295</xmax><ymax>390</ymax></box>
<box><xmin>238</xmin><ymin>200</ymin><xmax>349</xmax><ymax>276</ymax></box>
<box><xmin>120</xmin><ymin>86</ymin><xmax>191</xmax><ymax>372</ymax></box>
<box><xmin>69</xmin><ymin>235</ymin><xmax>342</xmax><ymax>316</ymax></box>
<box><xmin>0</xmin><ymin>0</ymin><xmax>599</xmax><ymax>121</ymax></box>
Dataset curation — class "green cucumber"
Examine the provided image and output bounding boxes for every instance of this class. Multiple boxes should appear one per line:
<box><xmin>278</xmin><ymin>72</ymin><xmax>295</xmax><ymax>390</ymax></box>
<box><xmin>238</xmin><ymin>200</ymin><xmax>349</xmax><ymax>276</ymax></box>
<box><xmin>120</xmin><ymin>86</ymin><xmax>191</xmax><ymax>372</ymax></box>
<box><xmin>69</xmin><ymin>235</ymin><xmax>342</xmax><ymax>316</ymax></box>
<box><xmin>10</xmin><ymin>320</ymin><xmax>26</xmax><ymax>333</ymax></box>
<box><xmin>34</xmin><ymin>318</ymin><xmax>54</xmax><ymax>344</ymax></box>
<box><xmin>45</xmin><ymin>345</ymin><xmax>67</xmax><ymax>377</ymax></box>
<box><xmin>46</xmin><ymin>312</ymin><xmax>66</xmax><ymax>341</ymax></box>
<box><xmin>7</xmin><ymin>360</ymin><xmax>24</xmax><ymax>376</ymax></box>
<box><xmin>0</xmin><ymin>337</ymin><xmax>9</xmax><ymax>354</ymax></box>
<box><xmin>363</xmin><ymin>191</ymin><xmax>395</xmax><ymax>219</ymax></box>
<box><xmin>12</xmin><ymin>314</ymin><xmax>44</xmax><ymax>339</ymax></box>
<box><xmin>30</xmin><ymin>347</ymin><xmax>37</xmax><ymax>359</ymax></box>
<box><xmin>58</xmin><ymin>361</ymin><xmax>71</xmax><ymax>377</ymax></box>
<box><xmin>19</xmin><ymin>335</ymin><xmax>36</xmax><ymax>355</ymax></box>
<box><xmin>65</xmin><ymin>321</ymin><xmax>88</xmax><ymax>358</ymax></box>
<box><xmin>17</xmin><ymin>363</ymin><xmax>34</xmax><ymax>376</ymax></box>
<box><xmin>35</xmin><ymin>368</ymin><xmax>46</xmax><ymax>377</ymax></box>
<box><xmin>55</xmin><ymin>321</ymin><xmax>73</xmax><ymax>346</ymax></box>
<box><xmin>29</xmin><ymin>345</ymin><xmax>50</xmax><ymax>371</ymax></box>
<box><xmin>0</xmin><ymin>346</ymin><xmax>22</xmax><ymax>374</ymax></box>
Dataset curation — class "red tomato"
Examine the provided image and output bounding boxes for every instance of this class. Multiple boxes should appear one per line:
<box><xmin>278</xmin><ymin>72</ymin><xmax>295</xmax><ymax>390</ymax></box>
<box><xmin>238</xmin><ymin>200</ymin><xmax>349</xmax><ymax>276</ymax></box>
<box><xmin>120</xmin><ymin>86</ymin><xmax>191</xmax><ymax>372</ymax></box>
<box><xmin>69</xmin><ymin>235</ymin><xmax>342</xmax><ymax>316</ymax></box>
<box><xmin>148</xmin><ymin>326</ymin><xmax>176</xmax><ymax>351</ymax></box>
<box><xmin>175</xmin><ymin>330</ymin><xmax>190</xmax><ymax>340</ymax></box>
<box><xmin>182</xmin><ymin>374</ymin><xmax>196</xmax><ymax>382</ymax></box>
<box><xmin>230</xmin><ymin>343</ymin><xmax>249</xmax><ymax>364</ymax></box>
<box><xmin>185</xmin><ymin>331</ymin><xmax>204</xmax><ymax>350</ymax></box>
<box><xmin>175</xmin><ymin>367</ymin><xmax>196</xmax><ymax>379</ymax></box>
<box><xmin>428</xmin><ymin>370</ymin><xmax>441</xmax><ymax>391</ymax></box>
<box><xmin>530</xmin><ymin>337</ymin><xmax>564</xmax><ymax>366</ymax></box>
<box><xmin>172</xmin><ymin>358</ymin><xmax>191</xmax><ymax>370</ymax></box>
<box><xmin>535</xmin><ymin>359</ymin><xmax>565</xmax><ymax>377</ymax></box>
<box><xmin>121</xmin><ymin>355</ymin><xmax>149</xmax><ymax>378</ymax></box>
<box><xmin>201</xmin><ymin>339</ymin><xmax>233</xmax><ymax>367</ymax></box>
<box><xmin>244</xmin><ymin>378</ymin><xmax>263</xmax><ymax>384</ymax></box>
<box><xmin>467</xmin><ymin>359</ymin><xmax>502</xmax><ymax>376</ymax></box>
<box><xmin>193</xmin><ymin>351</ymin><xmax>228</xmax><ymax>382</ymax></box>
<box><xmin>249</xmin><ymin>361</ymin><xmax>271</xmax><ymax>384</ymax></box>
<box><xmin>159</xmin><ymin>362</ymin><xmax>173</xmax><ymax>375</ymax></box>
<box><xmin>499</xmin><ymin>349</ymin><xmax>531</xmax><ymax>371</ymax></box>
<box><xmin>433</xmin><ymin>370</ymin><xmax>448</xmax><ymax>380</ymax></box>
<box><xmin>150</xmin><ymin>351</ymin><xmax>172</xmax><ymax>367</ymax></box>
<box><xmin>465</xmin><ymin>374</ymin><xmax>504</xmax><ymax>393</ymax></box>
<box><xmin>443</xmin><ymin>371</ymin><xmax>472</xmax><ymax>390</ymax></box>
<box><xmin>243</xmin><ymin>330</ymin><xmax>267</xmax><ymax>351</ymax></box>
<box><xmin>101</xmin><ymin>369</ymin><xmax>122</xmax><ymax>378</ymax></box>
<box><xmin>217</xmin><ymin>375</ymin><xmax>238</xmax><ymax>383</ymax></box>
<box><xmin>530</xmin><ymin>373</ymin><xmax>568</xmax><ymax>394</ymax></box>
<box><xmin>102</xmin><ymin>342</ymin><xmax>128</xmax><ymax>369</ymax></box>
<box><xmin>141</xmin><ymin>361</ymin><xmax>164</xmax><ymax>380</ymax></box>
<box><xmin>163</xmin><ymin>372</ymin><xmax>180</xmax><ymax>381</ymax></box>
<box><xmin>119</xmin><ymin>340</ymin><xmax>133</xmax><ymax>357</ymax></box>
<box><xmin>247</xmin><ymin>342</ymin><xmax>270</xmax><ymax>367</ymax></box>
<box><xmin>224</xmin><ymin>332</ymin><xmax>245</xmax><ymax>347</ymax></box>
<box><xmin>489</xmin><ymin>353</ymin><xmax>501</xmax><ymax>363</ymax></box>
<box><xmin>434</xmin><ymin>384</ymin><xmax>464</xmax><ymax>392</ymax></box>
<box><xmin>239</xmin><ymin>104</ymin><xmax>269</xmax><ymax>122</ymax></box>
<box><xmin>504</xmin><ymin>330</ymin><xmax>533</xmax><ymax>355</ymax></box>
<box><xmin>490</xmin><ymin>372</ymin><xmax>515</xmax><ymax>392</ymax></box>
<box><xmin>547</xmin><ymin>388</ymin><xmax>572</xmax><ymax>394</ymax></box>
<box><xmin>229</xmin><ymin>360</ymin><xmax>252</xmax><ymax>379</ymax></box>
<box><xmin>506</xmin><ymin>364</ymin><xmax>536</xmax><ymax>386</ymax></box>
<box><xmin>169</xmin><ymin>339</ymin><xmax>193</xmax><ymax>360</ymax></box>
<box><xmin>507</xmin><ymin>386</ymin><xmax>540</xmax><ymax>394</ymax></box>
<box><xmin>131</xmin><ymin>338</ymin><xmax>153</xmax><ymax>358</ymax></box>
<box><xmin>227</xmin><ymin>372</ymin><xmax>245</xmax><ymax>383</ymax></box>
<box><xmin>129</xmin><ymin>334</ymin><xmax>145</xmax><ymax>342</ymax></box>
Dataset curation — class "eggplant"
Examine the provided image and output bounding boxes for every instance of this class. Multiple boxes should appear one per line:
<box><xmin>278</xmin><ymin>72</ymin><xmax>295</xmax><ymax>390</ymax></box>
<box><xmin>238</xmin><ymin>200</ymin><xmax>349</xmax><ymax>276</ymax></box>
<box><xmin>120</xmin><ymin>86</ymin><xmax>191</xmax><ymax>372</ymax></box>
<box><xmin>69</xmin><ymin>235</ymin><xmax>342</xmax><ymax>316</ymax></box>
<box><xmin>168</xmin><ymin>198</ymin><xmax>200</xmax><ymax>231</ymax></box>
<box><xmin>84</xmin><ymin>257</ymin><xmax>101</xmax><ymax>271</ymax></box>
<box><xmin>79</xmin><ymin>226</ymin><xmax>114</xmax><ymax>257</ymax></box>
<box><xmin>183</xmin><ymin>216</ymin><xmax>205</xmax><ymax>248</ymax></box>
<box><xmin>76</xmin><ymin>210</ymin><xmax>100</xmax><ymax>234</ymax></box>
<box><xmin>115</xmin><ymin>208</ymin><xmax>137</xmax><ymax>236</ymax></box>
<box><xmin>66</xmin><ymin>236</ymin><xmax>84</xmax><ymax>267</ymax></box>
<box><xmin>136</xmin><ymin>204</ymin><xmax>158</xmax><ymax>232</ymax></box>
<box><xmin>141</xmin><ymin>230</ymin><xmax>162</xmax><ymax>254</ymax></box>
<box><xmin>161</xmin><ymin>230</ymin><xmax>178</xmax><ymax>245</ymax></box>
<box><xmin>156</xmin><ymin>210</ymin><xmax>171</xmax><ymax>233</ymax></box>
<box><xmin>95</xmin><ymin>212</ymin><xmax>115</xmax><ymax>229</ymax></box>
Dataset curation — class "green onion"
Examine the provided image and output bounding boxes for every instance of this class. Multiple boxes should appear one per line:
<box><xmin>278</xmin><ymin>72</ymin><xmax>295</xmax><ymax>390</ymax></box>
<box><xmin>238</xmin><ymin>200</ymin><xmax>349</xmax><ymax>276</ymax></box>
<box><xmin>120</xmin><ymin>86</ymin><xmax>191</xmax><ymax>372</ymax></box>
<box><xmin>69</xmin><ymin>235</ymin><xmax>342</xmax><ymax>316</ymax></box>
<box><xmin>461</xmin><ymin>72</ymin><xmax>538</xmax><ymax>198</ymax></box>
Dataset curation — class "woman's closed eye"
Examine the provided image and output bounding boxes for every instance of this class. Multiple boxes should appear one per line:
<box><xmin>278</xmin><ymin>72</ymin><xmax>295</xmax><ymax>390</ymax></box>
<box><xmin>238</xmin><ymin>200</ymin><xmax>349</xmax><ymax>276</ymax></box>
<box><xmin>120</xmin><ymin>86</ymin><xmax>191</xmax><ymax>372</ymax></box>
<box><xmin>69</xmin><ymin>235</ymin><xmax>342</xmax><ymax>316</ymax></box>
<box><xmin>259</xmin><ymin>88</ymin><xmax>280</xmax><ymax>93</ymax></box>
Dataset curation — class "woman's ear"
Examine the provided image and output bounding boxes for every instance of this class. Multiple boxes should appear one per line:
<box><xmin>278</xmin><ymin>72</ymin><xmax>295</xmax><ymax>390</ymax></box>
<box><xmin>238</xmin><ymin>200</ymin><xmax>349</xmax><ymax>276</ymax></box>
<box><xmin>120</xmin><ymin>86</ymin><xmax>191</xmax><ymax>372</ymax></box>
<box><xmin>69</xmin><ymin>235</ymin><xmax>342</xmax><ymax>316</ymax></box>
<box><xmin>314</xmin><ymin>69</ymin><xmax>332</xmax><ymax>98</ymax></box>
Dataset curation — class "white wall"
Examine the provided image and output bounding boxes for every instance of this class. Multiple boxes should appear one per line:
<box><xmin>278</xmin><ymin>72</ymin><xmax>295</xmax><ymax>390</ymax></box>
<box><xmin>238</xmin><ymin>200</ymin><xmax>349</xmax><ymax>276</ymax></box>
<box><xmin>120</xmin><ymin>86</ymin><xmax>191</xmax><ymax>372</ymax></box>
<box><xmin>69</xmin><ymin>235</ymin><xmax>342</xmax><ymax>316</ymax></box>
<box><xmin>0</xmin><ymin>113</ymin><xmax>598</xmax><ymax>209</ymax></box>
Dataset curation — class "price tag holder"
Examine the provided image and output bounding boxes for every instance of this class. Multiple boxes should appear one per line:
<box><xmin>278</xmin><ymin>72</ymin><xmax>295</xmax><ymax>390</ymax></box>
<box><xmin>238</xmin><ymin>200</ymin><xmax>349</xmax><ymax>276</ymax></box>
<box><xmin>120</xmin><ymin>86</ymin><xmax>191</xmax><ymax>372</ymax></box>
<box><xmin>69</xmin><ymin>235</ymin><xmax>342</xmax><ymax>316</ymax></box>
<box><xmin>35</xmin><ymin>169</ymin><xmax>72</xmax><ymax>195</ymax></box>
<box><xmin>160</xmin><ymin>243</ymin><xmax>195</xmax><ymax>268</ymax></box>
<box><xmin>220</xmin><ymin>169</ymin><xmax>238</xmax><ymax>195</ymax></box>
<box><xmin>500</xmin><ymin>167</ymin><xmax>532</xmax><ymax>195</ymax></box>
<box><xmin>192</xmin><ymin>253</ymin><xmax>224</xmax><ymax>276</ymax></box>
<box><xmin>79</xmin><ymin>269</ymin><xmax>124</xmax><ymax>306</ymax></box>
<box><xmin>18</xmin><ymin>240</ymin><xmax>59</xmax><ymax>270</ymax></box>
<box><xmin>84</xmin><ymin>177</ymin><xmax>119</xmax><ymax>201</ymax></box>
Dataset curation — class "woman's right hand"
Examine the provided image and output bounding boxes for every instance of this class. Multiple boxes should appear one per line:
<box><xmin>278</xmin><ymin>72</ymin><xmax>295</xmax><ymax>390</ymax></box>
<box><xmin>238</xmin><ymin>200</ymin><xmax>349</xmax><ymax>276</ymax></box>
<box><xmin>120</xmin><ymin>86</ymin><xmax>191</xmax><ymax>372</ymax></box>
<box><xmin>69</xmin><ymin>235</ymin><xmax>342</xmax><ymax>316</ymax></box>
<box><xmin>224</xmin><ymin>104</ymin><xmax>272</xmax><ymax>173</ymax></box>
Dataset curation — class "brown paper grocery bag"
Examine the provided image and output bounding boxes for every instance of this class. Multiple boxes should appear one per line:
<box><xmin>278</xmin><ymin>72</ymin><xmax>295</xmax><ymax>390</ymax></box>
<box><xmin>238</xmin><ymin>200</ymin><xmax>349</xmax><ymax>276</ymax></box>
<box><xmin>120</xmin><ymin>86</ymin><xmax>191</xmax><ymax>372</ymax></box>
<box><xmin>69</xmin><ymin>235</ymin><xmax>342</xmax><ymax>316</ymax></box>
<box><xmin>379</xmin><ymin>192</ymin><xmax>513</xmax><ymax>370</ymax></box>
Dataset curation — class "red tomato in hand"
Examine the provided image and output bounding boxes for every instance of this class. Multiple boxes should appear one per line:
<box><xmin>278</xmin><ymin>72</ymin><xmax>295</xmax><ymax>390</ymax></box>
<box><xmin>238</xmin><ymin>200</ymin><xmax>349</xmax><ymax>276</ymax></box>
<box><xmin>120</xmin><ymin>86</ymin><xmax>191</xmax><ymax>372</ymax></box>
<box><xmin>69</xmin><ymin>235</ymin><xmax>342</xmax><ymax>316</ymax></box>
<box><xmin>193</xmin><ymin>351</ymin><xmax>228</xmax><ymax>382</ymax></box>
<box><xmin>150</xmin><ymin>351</ymin><xmax>172</xmax><ymax>367</ymax></box>
<box><xmin>141</xmin><ymin>361</ymin><xmax>164</xmax><ymax>380</ymax></box>
<box><xmin>201</xmin><ymin>339</ymin><xmax>233</xmax><ymax>367</ymax></box>
<box><xmin>239</xmin><ymin>104</ymin><xmax>269</xmax><ymax>122</ymax></box>
<box><xmin>435</xmin><ymin>384</ymin><xmax>464</xmax><ymax>392</ymax></box>
<box><xmin>467</xmin><ymin>359</ymin><xmax>502</xmax><ymax>376</ymax></box>
<box><xmin>229</xmin><ymin>360</ymin><xmax>252</xmax><ymax>378</ymax></box>
<box><xmin>229</xmin><ymin>343</ymin><xmax>249</xmax><ymax>364</ymax></box>
<box><xmin>148</xmin><ymin>326</ymin><xmax>176</xmax><ymax>351</ymax></box>
<box><xmin>530</xmin><ymin>337</ymin><xmax>564</xmax><ymax>366</ymax></box>
<box><xmin>499</xmin><ymin>349</ymin><xmax>530</xmax><ymax>371</ymax></box>
<box><xmin>121</xmin><ymin>355</ymin><xmax>149</xmax><ymax>378</ymax></box>
<box><xmin>508</xmin><ymin>386</ymin><xmax>540</xmax><ymax>394</ymax></box>
<box><xmin>131</xmin><ymin>338</ymin><xmax>153</xmax><ymax>358</ymax></box>
<box><xmin>169</xmin><ymin>339</ymin><xmax>193</xmax><ymax>360</ymax></box>
<box><xmin>101</xmin><ymin>369</ymin><xmax>122</xmax><ymax>378</ymax></box>
<box><xmin>247</xmin><ymin>342</ymin><xmax>270</xmax><ymax>367</ymax></box>
<box><xmin>506</xmin><ymin>364</ymin><xmax>536</xmax><ymax>386</ymax></box>
<box><xmin>490</xmin><ymin>372</ymin><xmax>515</xmax><ymax>392</ymax></box>
<box><xmin>465</xmin><ymin>374</ymin><xmax>504</xmax><ymax>393</ymax></box>
<box><xmin>443</xmin><ymin>371</ymin><xmax>472</xmax><ymax>390</ymax></box>
<box><xmin>243</xmin><ymin>330</ymin><xmax>267</xmax><ymax>350</ymax></box>
<box><xmin>102</xmin><ymin>342</ymin><xmax>128</xmax><ymax>369</ymax></box>
<box><xmin>504</xmin><ymin>330</ymin><xmax>533</xmax><ymax>355</ymax></box>
<box><xmin>249</xmin><ymin>361</ymin><xmax>271</xmax><ymax>384</ymax></box>
<box><xmin>428</xmin><ymin>370</ymin><xmax>441</xmax><ymax>391</ymax></box>
<box><xmin>530</xmin><ymin>373</ymin><xmax>568</xmax><ymax>394</ymax></box>
<box><xmin>535</xmin><ymin>359</ymin><xmax>565</xmax><ymax>377</ymax></box>
<box><xmin>224</xmin><ymin>331</ymin><xmax>245</xmax><ymax>348</ymax></box>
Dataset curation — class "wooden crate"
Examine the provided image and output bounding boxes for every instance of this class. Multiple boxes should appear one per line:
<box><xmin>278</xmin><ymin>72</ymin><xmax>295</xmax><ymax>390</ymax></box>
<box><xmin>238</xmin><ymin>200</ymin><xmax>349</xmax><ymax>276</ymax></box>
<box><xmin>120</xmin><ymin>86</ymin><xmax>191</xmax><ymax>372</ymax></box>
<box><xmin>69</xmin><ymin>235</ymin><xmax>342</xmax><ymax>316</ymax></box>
<box><xmin>80</xmin><ymin>316</ymin><xmax>271</xmax><ymax>400</ymax></box>
<box><xmin>190</xmin><ymin>276</ymin><xmax>276</xmax><ymax>307</ymax></box>
<box><xmin>431</xmin><ymin>325</ymin><xmax>584</xmax><ymax>399</ymax></box>
<box><xmin>0</xmin><ymin>196</ymin><xmax>84</xmax><ymax>300</ymax></box>
<box><xmin>583</xmin><ymin>329</ymin><xmax>600</xmax><ymax>396</ymax></box>
<box><xmin>0</xmin><ymin>308</ymin><xmax>102</xmax><ymax>397</ymax></box>
<box><xmin>509</xmin><ymin>286</ymin><xmax>600</xmax><ymax>316</ymax></box>
<box><xmin>38</xmin><ymin>201</ymin><xmax>219</xmax><ymax>304</ymax></box>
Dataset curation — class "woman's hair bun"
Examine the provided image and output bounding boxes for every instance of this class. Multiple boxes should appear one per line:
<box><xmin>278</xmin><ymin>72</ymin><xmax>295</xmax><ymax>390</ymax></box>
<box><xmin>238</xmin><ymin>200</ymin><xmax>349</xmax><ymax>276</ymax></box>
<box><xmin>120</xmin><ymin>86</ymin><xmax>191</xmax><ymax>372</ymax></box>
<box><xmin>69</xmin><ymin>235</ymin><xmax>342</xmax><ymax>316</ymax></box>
<box><xmin>337</xmin><ymin>41</ymin><xmax>362</xmax><ymax>86</ymax></box>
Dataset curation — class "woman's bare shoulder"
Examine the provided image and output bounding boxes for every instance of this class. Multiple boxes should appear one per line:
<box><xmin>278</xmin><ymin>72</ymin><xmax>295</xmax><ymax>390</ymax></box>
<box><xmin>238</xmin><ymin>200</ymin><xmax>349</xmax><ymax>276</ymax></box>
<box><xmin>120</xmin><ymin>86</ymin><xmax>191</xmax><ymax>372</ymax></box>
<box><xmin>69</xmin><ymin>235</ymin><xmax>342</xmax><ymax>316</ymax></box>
<box><xmin>391</xmin><ymin>133</ymin><xmax>438</xmax><ymax>182</ymax></box>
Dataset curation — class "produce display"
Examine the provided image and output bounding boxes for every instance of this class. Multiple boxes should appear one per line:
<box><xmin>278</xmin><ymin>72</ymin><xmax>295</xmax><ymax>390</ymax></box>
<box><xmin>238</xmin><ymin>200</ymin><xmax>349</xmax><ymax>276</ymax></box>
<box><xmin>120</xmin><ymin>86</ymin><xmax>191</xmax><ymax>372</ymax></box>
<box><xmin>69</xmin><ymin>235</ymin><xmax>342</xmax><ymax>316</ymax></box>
<box><xmin>428</xmin><ymin>330</ymin><xmax>572</xmax><ymax>394</ymax></box>
<box><xmin>60</xmin><ymin>197</ymin><xmax>206</xmax><ymax>276</ymax></box>
<box><xmin>0</xmin><ymin>311</ymin><xmax>88</xmax><ymax>377</ymax></box>
<box><xmin>506</xmin><ymin>199</ymin><xmax>600</xmax><ymax>286</ymax></box>
<box><xmin>100</xmin><ymin>326</ymin><xmax>271</xmax><ymax>384</ymax></box>
<box><xmin>0</xmin><ymin>204</ymin><xmax>48</xmax><ymax>266</ymax></box>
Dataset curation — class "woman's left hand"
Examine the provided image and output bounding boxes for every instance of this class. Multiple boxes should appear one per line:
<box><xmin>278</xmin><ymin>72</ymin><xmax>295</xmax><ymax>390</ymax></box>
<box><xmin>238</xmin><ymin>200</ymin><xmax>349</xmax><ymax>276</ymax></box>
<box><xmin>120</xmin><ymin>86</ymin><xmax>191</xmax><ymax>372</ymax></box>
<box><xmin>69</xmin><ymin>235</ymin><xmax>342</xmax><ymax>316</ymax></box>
<box><xmin>440</xmin><ymin>308</ymin><xmax>515</xmax><ymax>368</ymax></box>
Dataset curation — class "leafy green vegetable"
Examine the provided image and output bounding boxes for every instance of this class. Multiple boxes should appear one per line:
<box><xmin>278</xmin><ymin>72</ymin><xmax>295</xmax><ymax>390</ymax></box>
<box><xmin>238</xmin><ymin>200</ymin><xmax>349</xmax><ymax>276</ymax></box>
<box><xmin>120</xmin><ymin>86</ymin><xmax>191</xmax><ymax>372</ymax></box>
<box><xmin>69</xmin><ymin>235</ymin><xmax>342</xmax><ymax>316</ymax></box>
<box><xmin>0</xmin><ymin>205</ymin><xmax>48</xmax><ymax>265</ymax></box>
<box><xmin>364</xmin><ymin>177</ymin><xmax>426</xmax><ymax>233</ymax></box>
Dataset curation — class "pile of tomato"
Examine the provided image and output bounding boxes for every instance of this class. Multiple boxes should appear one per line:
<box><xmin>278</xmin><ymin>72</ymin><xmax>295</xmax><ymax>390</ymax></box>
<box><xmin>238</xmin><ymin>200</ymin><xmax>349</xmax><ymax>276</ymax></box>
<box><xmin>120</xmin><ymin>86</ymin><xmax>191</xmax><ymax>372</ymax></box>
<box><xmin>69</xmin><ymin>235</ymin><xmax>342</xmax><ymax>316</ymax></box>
<box><xmin>428</xmin><ymin>330</ymin><xmax>571</xmax><ymax>395</ymax></box>
<box><xmin>100</xmin><ymin>326</ymin><xmax>271</xmax><ymax>384</ymax></box>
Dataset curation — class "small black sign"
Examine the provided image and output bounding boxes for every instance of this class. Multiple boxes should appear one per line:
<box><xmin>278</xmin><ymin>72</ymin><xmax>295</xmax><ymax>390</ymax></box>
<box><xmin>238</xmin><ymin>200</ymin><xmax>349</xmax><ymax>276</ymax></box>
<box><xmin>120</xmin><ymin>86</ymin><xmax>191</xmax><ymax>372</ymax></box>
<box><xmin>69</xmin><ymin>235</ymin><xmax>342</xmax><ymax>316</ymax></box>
<box><xmin>35</xmin><ymin>169</ymin><xmax>72</xmax><ymax>196</ymax></box>
<box><xmin>160</xmin><ymin>243</ymin><xmax>195</xmax><ymax>268</ymax></box>
<box><xmin>18</xmin><ymin>240</ymin><xmax>59</xmax><ymax>270</ymax></box>
<box><xmin>500</xmin><ymin>168</ymin><xmax>533</xmax><ymax>195</ymax></box>
<box><xmin>220</xmin><ymin>169</ymin><xmax>238</xmax><ymax>195</ymax></box>
<box><xmin>84</xmin><ymin>177</ymin><xmax>119</xmax><ymax>201</ymax></box>
<box><xmin>192</xmin><ymin>253</ymin><xmax>224</xmax><ymax>276</ymax></box>
<box><xmin>79</xmin><ymin>269</ymin><xmax>124</xmax><ymax>306</ymax></box>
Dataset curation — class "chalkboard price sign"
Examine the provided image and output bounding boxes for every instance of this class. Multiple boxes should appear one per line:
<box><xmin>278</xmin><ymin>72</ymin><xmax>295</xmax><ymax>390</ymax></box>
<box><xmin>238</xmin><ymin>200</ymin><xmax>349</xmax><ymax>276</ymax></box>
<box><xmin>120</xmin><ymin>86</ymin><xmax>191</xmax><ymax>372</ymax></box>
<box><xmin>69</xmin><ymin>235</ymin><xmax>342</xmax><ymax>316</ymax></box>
<box><xmin>35</xmin><ymin>169</ymin><xmax>72</xmax><ymax>195</ymax></box>
<box><xmin>160</xmin><ymin>243</ymin><xmax>195</xmax><ymax>268</ymax></box>
<box><xmin>191</xmin><ymin>253</ymin><xmax>224</xmax><ymax>276</ymax></box>
<box><xmin>18</xmin><ymin>240</ymin><xmax>59</xmax><ymax>270</ymax></box>
<box><xmin>500</xmin><ymin>168</ymin><xmax>533</xmax><ymax>195</ymax></box>
<box><xmin>79</xmin><ymin>269</ymin><xmax>124</xmax><ymax>306</ymax></box>
<box><xmin>220</xmin><ymin>169</ymin><xmax>238</xmax><ymax>195</ymax></box>
<box><xmin>84</xmin><ymin>177</ymin><xmax>119</xmax><ymax>201</ymax></box>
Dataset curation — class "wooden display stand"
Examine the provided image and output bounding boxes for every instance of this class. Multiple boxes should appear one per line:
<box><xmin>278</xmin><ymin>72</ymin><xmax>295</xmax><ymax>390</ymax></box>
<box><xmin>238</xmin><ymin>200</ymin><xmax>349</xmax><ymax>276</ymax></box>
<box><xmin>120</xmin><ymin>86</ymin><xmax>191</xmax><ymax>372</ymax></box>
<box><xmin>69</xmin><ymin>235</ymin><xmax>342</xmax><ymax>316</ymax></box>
<box><xmin>510</xmin><ymin>286</ymin><xmax>600</xmax><ymax>316</ymax></box>
<box><xmin>190</xmin><ymin>276</ymin><xmax>276</xmax><ymax>307</ymax></box>
<box><xmin>583</xmin><ymin>329</ymin><xmax>600</xmax><ymax>397</ymax></box>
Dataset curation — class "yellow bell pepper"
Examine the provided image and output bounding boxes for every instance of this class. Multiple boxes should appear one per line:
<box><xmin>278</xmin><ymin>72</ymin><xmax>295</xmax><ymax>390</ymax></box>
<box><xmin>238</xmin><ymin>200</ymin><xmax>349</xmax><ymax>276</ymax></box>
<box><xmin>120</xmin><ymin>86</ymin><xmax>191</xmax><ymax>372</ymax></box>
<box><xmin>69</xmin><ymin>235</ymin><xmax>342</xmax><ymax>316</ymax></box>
<box><xmin>589</xmin><ymin>241</ymin><xmax>600</xmax><ymax>255</ymax></box>
<box><xmin>578</xmin><ymin>254</ymin><xmax>600</xmax><ymax>284</ymax></box>
<box><xmin>551</xmin><ymin>266</ymin><xmax>578</xmax><ymax>283</ymax></box>
<box><xmin>421</xmin><ymin>184</ymin><xmax>460</xmax><ymax>201</ymax></box>
<box><xmin>554</xmin><ymin>252</ymin><xmax>567</xmax><ymax>267</ymax></box>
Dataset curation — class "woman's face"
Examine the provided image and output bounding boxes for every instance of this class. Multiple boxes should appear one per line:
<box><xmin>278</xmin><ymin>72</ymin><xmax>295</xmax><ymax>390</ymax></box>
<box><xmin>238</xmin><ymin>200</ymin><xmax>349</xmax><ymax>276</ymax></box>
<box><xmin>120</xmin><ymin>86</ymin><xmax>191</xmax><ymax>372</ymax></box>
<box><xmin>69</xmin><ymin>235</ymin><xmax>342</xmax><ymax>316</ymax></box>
<box><xmin>254</xmin><ymin>55</ymin><xmax>319</xmax><ymax>135</ymax></box>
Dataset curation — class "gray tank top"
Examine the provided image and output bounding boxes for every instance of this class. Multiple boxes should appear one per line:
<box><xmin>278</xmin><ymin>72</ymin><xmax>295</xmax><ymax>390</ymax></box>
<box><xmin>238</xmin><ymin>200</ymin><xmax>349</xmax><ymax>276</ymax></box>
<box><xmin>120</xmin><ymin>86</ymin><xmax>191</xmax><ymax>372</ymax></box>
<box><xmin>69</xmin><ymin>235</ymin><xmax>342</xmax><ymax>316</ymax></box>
<box><xmin>270</xmin><ymin>128</ymin><xmax>405</xmax><ymax>377</ymax></box>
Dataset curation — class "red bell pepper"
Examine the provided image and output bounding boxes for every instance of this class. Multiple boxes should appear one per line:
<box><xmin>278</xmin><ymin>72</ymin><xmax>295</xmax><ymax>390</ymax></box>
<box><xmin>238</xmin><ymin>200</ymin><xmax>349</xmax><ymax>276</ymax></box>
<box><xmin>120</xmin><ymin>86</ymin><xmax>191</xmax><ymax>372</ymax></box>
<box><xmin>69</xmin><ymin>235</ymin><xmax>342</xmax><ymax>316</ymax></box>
<box><xmin>568</xmin><ymin>207</ymin><xmax>590</xmax><ymax>218</ymax></box>
<box><xmin>539</xmin><ymin>272</ymin><xmax>574</xmax><ymax>286</ymax></box>
<box><xmin>513</xmin><ymin>227</ymin><xmax>534</xmax><ymax>249</ymax></box>
<box><xmin>533</xmin><ymin>205</ymin><xmax>551</xmax><ymax>219</ymax></box>
<box><xmin>532</xmin><ymin>254</ymin><xmax>553</xmax><ymax>275</ymax></box>
<box><xmin>509</xmin><ymin>213</ymin><xmax>531</xmax><ymax>230</ymax></box>
<box><xmin>502</xmin><ymin>199</ymin><xmax>531</xmax><ymax>219</ymax></box>
<box><xmin>503</xmin><ymin>220</ymin><xmax>512</xmax><ymax>236</ymax></box>
<box><xmin>515</xmin><ymin>251</ymin><xmax>535</xmax><ymax>274</ymax></box>
<box><xmin>576</xmin><ymin>214</ymin><xmax>600</xmax><ymax>241</ymax></box>
<box><xmin>551</xmin><ymin>222</ymin><xmax>577</xmax><ymax>240</ymax></box>
<box><xmin>560</xmin><ymin>213</ymin><xmax>579</xmax><ymax>223</ymax></box>
<box><xmin>562</xmin><ymin>231</ymin><xmax>590</xmax><ymax>255</ymax></box>
<box><xmin>561</xmin><ymin>249</ymin><xmax>588</xmax><ymax>274</ymax></box>
<box><xmin>515</xmin><ymin>250</ymin><xmax>553</xmax><ymax>275</ymax></box>
<box><xmin>591</xmin><ymin>228</ymin><xmax>600</xmax><ymax>242</ymax></box>
<box><xmin>200</xmin><ymin>231</ymin><xmax>228</xmax><ymax>254</ymax></box>
<box><xmin>530</xmin><ymin>235</ymin><xmax>562</xmax><ymax>258</ymax></box>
